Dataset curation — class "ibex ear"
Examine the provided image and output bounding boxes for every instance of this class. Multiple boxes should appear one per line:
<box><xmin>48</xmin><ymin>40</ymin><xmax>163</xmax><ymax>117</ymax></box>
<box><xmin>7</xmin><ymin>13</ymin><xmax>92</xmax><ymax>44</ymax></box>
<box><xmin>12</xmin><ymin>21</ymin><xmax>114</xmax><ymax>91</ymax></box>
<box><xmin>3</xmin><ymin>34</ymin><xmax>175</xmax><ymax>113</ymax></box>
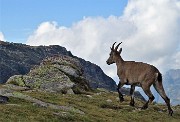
<box><xmin>119</xmin><ymin>48</ymin><xmax>122</xmax><ymax>54</ymax></box>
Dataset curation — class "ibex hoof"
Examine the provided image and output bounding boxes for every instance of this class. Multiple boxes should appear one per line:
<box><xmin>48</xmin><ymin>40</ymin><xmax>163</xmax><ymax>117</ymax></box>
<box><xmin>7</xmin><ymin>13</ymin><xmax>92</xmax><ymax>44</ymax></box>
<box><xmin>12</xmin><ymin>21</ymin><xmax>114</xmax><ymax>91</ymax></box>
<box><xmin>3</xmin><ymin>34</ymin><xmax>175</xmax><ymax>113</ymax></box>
<box><xmin>129</xmin><ymin>101</ymin><xmax>135</xmax><ymax>107</ymax></box>
<box><xmin>120</xmin><ymin>98</ymin><xmax>124</xmax><ymax>102</ymax></box>
<box><xmin>169</xmin><ymin>110</ymin><xmax>173</xmax><ymax>116</ymax></box>
<box><xmin>141</xmin><ymin>105</ymin><xmax>148</xmax><ymax>110</ymax></box>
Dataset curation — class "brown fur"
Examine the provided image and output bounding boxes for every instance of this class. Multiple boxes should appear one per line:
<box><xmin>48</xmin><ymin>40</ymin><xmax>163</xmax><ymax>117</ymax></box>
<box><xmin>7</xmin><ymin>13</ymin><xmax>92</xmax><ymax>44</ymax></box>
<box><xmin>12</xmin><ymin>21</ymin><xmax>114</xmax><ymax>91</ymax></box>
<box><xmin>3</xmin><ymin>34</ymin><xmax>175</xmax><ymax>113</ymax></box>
<box><xmin>106</xmin><ymin>42</ymin><xmax>173</xmax><ymax>116</ymax></box>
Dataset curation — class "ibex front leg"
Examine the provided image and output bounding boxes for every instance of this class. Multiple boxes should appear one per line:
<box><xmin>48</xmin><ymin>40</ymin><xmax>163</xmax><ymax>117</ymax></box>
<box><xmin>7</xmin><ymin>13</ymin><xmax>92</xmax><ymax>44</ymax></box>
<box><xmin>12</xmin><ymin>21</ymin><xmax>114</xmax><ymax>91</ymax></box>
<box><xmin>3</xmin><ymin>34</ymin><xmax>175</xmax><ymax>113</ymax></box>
<box><xmin>117</xmin><ymin>82</ymin><xmax>124</xmax><ymax>102</ymax></box>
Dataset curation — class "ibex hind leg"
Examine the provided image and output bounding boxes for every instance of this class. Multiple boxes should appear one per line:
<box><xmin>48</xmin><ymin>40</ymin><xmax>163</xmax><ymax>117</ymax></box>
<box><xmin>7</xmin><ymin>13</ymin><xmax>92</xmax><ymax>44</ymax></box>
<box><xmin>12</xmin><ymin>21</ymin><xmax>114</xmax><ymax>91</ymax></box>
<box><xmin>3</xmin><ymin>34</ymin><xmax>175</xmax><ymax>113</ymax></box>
<box><xmin>141</xmin><ymin>85</ymin><xmax>155</xmax><ymax>109</ymax></box>
<box><xmin>129</xmin><ymin>85</ymin><xmax>135</xmax><ymax>107</ymax></box>
<box><xmin>153</xmin><ymin>81</ymin><xmax>173</xmax><ymax>116</ymax></box>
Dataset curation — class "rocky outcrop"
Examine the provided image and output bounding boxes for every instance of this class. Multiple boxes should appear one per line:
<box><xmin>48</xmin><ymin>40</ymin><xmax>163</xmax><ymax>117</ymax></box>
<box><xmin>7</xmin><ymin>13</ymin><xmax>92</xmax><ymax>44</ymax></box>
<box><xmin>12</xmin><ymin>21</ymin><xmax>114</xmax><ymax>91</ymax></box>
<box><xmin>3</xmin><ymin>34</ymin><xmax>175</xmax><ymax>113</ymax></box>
<box><xmin>7</xmin><ymin>55</ymin><xmax>90</xmax><ymax>94</ymax></box>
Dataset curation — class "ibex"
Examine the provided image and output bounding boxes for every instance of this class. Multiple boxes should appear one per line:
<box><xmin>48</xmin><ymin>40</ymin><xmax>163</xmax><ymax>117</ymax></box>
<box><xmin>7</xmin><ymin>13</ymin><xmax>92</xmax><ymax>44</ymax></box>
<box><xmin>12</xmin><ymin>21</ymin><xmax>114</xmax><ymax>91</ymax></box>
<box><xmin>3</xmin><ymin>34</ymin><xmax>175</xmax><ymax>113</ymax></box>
<box><xmin>106</xmin><ymin>42</ymin><xmax>173</xmax><ymax>116</ymax></box>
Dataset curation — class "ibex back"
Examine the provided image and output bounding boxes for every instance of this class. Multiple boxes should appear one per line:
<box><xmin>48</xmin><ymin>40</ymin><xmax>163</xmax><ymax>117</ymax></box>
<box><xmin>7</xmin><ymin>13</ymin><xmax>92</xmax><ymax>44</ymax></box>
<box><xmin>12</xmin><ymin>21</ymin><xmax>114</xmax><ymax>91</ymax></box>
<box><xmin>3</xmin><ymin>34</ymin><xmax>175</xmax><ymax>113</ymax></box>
<box><xmin>106</xmin><ymin>42</ymin><xmax>173</xmax><ymax>116</ymax></box>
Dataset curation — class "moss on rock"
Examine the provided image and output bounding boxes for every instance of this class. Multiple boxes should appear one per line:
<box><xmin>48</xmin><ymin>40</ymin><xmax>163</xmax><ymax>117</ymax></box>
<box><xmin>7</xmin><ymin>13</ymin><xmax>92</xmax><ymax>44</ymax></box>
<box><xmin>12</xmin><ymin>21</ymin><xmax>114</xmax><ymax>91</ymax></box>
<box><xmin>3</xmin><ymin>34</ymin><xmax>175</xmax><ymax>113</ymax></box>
<box><xmin>7</xmin><ymin>75</ymin><xmax>26</xmax><ymax>87</ymax></box>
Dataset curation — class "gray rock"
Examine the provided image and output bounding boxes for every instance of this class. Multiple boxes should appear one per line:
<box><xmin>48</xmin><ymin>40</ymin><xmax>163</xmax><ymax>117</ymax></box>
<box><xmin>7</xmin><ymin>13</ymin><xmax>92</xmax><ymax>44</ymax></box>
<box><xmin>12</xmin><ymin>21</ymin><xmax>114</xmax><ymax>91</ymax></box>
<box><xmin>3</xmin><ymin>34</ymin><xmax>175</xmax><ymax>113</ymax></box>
<box><xmin>40</xmin><ymin>81</ymin><xmax>74</xmax><ymax>93</ymax></box>
<box><xmin>106</xmin><ymin>99</ymin><xmax>112</xmax><ymax>103</ymax></box>
<box><xmin>3</xmin><ymin>84</ymin><xmax>30</xmax><ymax>91</ymax></box>
<box><xmin>0</xmin><ymin>95</ymin><xmax>9</xmax><ymax>103</ymax></box>
<box><xmin>86</xmin><ymin>95</ymin><xmax>93</xmax><ymax>98</ymax></box>
<box><xmin>0</xmin><ymin>88</ymin><xmax>84</xmax><ymax>114</ymax></box>
<box><xmin>55</xmin><ymin>65</ymin><xmax>80</xmax><ymax>78</ymax></box>
<box><xmin>0</xmin><ymin>88</ymin><xmax>13</xmax><ymax>96</ymax></box>
<box><xmin>66</xmin><ymin>89</ymin><xmax>74</xmax><ymax>94</ymax></box>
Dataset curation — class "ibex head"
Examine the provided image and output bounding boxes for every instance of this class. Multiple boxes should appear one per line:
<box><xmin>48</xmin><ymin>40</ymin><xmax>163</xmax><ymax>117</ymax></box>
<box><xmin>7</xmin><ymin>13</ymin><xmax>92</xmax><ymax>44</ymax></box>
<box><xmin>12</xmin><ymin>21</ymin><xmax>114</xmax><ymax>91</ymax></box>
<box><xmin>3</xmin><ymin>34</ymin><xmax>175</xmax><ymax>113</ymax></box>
<box><xmin>106</xmin><ymin>42</ymin><xmax>122</xmax><ymax>65</ymax></box>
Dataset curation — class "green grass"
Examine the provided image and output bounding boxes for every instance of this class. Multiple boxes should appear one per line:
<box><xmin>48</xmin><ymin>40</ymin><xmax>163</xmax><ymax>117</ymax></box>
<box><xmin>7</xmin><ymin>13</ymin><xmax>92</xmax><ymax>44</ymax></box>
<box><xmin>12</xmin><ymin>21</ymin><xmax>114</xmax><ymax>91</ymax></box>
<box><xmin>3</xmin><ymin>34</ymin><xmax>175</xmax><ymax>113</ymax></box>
<box><xmin>0</xmin><ymin>90</ymin><xmax>180</xmax><ymax>122</ymax></box>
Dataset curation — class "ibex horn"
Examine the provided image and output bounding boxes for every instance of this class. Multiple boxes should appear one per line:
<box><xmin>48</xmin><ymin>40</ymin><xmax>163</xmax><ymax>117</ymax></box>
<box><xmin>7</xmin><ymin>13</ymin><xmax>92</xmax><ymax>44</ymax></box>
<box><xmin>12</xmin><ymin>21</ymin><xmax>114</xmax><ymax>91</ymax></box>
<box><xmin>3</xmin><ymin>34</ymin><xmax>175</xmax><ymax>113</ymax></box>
<box><xmin>112</xmin><ymin>42</ymin><xmax>116</xmax><ymax>50</ymax></box>
<box><xmin>115</xmin><ymin>42</ymin><xmax>122</xmax><ymax>51</ymax></box>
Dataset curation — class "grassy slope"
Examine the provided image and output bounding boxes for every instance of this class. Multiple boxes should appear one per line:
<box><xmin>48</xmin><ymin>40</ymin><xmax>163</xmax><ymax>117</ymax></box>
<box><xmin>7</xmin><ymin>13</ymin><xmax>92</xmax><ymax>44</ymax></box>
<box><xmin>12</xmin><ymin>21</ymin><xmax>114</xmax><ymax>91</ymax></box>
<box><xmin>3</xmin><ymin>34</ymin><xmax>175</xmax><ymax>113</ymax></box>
<box><xmin>0</xmin><ymin>90</ymin><xmax>179</xmax><ymax>122</ymax></box>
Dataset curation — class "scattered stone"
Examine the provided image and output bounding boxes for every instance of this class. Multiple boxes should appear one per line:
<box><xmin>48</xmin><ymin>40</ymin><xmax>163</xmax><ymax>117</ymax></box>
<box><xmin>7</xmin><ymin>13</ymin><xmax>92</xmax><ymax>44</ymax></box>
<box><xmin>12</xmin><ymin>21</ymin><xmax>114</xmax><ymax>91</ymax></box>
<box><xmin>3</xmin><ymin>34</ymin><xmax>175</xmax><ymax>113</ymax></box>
<box><xmin>86</xmin><ymin>95</ymin><xmax>93</xmax><ymax>98</ymax></box>
<box><xmin>97</xmin><ymin>88</ymin><xmax>110</xmax><ymax>93</ymax></box>
<box><xmin>116</xmin><ymin>97</ymin><xmax>119</xmax><ymax>101</ymax></box>
<box><xmin>6</xmin><ymin>104</ymin><xmax>21</xmax><ymax>107</ymax></box>
<box><xmin>132</xmin><ymin>110</ymin><xmax>136</xmax><ymax>112</ymax></box>
<box><xmin>158</xmin><ymin>110</ymin><xmax>163</xmax><ymax>113</ymax></box>
<box><xmin>106</xmin><ymin>99</ymin><xmax>112</xmax><ymax>103</ymax></box>
<box><xmin>53</xmin><ymin>112</ymin><xmax>71</xmax><ymax>117</ymax></box>
<box><xmin>66</xmin><ymin>89</ymin><xmax>74</xmax><ymax>94</ymax></box>
<box><xmin>95</xmin><ymin>92</ymin><xmax>102</xmax><ymax>95</ymax></box>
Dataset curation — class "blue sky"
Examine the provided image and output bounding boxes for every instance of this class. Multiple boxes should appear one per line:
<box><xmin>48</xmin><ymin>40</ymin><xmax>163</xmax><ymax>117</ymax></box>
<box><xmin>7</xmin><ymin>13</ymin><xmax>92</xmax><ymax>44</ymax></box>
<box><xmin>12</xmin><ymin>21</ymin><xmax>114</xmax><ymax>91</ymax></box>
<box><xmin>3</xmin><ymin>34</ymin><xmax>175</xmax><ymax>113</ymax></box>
<box><xmin>0</xmin><ymin>0</ymin><xmax>127</xmax><ymax>43</ymax></box>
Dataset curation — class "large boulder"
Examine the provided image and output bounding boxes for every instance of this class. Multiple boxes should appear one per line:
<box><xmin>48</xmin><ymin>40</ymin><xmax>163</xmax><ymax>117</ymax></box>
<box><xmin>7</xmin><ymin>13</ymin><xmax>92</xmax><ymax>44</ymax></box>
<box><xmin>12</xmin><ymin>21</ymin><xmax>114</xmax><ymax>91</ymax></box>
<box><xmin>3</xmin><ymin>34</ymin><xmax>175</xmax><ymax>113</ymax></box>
<box><xmin>7</xmin><ymin>55</ymin><xmax>90</xmax><ymax>94</ymax></box>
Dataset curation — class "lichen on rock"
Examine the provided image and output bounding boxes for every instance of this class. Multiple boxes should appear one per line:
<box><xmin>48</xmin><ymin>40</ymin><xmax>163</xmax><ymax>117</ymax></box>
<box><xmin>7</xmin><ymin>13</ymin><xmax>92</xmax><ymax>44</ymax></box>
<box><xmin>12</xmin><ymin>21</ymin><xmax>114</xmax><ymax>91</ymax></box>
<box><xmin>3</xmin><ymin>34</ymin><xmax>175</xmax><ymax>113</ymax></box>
<box><xmin>7</xmin><ymin>75</ymin><xmax>25</xmax><ymax>87</ymax></box>
<box><xmin>6</xmin><ymin>55</ymin><xmax>91</xmax><ymax>94</ymax></box>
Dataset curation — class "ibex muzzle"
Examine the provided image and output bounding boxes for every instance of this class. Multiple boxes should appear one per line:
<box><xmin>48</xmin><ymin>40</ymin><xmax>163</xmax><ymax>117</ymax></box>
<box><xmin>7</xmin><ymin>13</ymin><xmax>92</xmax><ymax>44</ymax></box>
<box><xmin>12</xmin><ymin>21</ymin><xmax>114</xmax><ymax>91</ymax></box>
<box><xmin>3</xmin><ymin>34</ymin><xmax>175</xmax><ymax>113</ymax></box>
<box><xmin>107</xmin><ymin>42</ymin><xmax>173</xmax><ymax>116</ymax></box>
<box><xmin>106</xmin><ymin>56</ymin><xmax>115</xmax><ymax>65</ymax></box>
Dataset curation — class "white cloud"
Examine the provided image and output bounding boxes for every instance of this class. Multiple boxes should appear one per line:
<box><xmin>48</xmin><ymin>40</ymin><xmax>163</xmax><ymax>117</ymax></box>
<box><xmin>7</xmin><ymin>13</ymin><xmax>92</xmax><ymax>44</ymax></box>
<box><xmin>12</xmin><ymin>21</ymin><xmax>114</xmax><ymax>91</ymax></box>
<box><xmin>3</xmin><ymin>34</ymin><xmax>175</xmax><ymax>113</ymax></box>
<box><xmin>0</xmin><ymin>32</ymin><xmax>6</xmax><ymax>41</ymax></box>
<box><xmin>172</xmin><ymin>51</ymin><xmax>180</xmax><ymax>69</ymax></box>
<box><xmin>27</xmin><ymin>0</ymin><xmax>180</xmax><ymax>81</ymax></box>
<box><xmin>122</xmin><ymin>0</ymin><xmax>180</xmax><ymax>72</ymax></box>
